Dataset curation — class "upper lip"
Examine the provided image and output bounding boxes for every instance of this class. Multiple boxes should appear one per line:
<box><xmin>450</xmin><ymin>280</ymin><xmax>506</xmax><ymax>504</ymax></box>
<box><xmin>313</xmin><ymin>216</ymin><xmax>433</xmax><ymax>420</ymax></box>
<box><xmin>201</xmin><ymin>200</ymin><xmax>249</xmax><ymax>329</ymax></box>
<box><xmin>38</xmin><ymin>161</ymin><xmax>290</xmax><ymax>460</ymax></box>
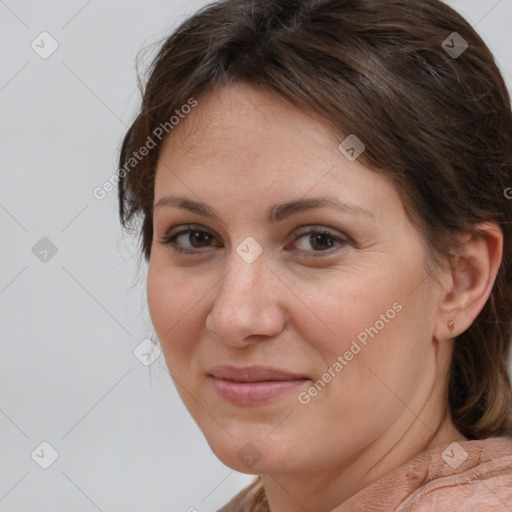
<box><xmin>208</xmin><ymin>365</ymin><xmax>308</xmax><ymax>382</ymax></box>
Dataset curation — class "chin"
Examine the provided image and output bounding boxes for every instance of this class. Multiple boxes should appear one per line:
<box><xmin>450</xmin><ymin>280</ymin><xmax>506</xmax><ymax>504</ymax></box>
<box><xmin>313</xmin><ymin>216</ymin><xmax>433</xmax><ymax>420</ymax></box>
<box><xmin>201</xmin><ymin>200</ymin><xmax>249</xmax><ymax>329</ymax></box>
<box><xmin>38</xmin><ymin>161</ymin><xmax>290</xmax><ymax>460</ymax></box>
<box><xmin>204</xmin><ymin>429</ymin><xmax>303</xmax><ymax>475</ymax></box>
<box><xmin>213</xmin><ymin>449</ymin><xmax>285</xmax><ymax>475</ymax></box>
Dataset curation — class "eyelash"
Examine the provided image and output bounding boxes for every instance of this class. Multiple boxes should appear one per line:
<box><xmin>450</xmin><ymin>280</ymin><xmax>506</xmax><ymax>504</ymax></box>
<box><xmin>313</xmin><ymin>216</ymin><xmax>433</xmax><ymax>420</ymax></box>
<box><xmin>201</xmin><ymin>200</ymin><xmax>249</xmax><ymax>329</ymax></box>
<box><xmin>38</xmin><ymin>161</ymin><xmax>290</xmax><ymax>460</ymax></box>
<box><xmin>157</xmin><ymin>224</ymin><xmax>350</xmax><ymax>257</ymax></box>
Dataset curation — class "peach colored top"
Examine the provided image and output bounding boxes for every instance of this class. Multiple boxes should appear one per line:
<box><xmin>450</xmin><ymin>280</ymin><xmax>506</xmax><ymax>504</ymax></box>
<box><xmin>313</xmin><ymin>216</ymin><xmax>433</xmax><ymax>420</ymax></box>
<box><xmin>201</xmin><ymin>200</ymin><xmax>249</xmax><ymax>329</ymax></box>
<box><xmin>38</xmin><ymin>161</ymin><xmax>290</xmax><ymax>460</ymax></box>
<box><xmin>219</xmin><ymin>436</ymin><xmax>512</xmax><ymax>511</ymax></box>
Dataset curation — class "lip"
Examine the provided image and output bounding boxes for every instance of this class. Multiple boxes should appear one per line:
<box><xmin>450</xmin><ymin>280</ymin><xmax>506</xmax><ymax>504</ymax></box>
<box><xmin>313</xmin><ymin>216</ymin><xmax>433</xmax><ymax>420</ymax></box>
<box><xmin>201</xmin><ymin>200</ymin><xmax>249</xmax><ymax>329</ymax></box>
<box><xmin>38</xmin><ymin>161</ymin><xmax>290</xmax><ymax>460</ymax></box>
<box><xmin>208</xmin><ymin>365</ymin><xmax>310</xmax><ymax>406</ymax></box>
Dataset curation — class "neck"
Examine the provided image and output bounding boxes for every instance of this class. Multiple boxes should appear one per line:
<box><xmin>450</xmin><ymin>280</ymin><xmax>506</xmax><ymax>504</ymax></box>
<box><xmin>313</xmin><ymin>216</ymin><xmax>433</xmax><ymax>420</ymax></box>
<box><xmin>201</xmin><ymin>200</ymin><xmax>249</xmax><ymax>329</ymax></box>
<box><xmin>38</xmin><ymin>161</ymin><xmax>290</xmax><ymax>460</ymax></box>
<box><xmin>261</xmin><ymin>405</ymin><xmax>467</xmax><ymax>512</ymax></box>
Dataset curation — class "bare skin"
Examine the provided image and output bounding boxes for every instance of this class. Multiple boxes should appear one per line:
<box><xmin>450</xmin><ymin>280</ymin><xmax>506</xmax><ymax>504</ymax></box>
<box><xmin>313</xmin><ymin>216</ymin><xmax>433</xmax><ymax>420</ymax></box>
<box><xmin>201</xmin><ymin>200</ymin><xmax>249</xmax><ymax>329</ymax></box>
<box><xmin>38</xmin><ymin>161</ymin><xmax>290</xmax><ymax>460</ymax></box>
<box><xmin>147</xmin><ymin>83</ymin><xmax>502</xmax><ymax>512</ymax></box>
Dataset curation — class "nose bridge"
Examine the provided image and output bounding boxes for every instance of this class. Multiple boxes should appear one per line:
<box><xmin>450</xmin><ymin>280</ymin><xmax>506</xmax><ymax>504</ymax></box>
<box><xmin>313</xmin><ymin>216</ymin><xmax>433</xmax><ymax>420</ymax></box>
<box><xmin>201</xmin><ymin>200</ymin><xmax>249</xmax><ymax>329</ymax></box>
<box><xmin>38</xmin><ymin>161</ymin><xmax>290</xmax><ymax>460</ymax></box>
<box><xmin>206</xmin><ymin>249</ymin><xmax>285</xmax><ymax>343</ymax></box>
<box><xmin>218</xmin><ymin>250</ymin><xmax>268</xmax><ymax>310</ymax></box>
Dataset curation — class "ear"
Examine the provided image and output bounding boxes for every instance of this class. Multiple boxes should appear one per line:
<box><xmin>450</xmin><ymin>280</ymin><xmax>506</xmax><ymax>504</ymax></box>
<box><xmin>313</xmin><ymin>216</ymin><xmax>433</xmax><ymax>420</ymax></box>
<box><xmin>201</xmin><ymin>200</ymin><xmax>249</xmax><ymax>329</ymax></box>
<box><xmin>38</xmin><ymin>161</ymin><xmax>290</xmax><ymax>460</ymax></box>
<box><xmin>434</xmin><ymin>222</ymin><xmax>503</xmax><ymax>341</ymax></box>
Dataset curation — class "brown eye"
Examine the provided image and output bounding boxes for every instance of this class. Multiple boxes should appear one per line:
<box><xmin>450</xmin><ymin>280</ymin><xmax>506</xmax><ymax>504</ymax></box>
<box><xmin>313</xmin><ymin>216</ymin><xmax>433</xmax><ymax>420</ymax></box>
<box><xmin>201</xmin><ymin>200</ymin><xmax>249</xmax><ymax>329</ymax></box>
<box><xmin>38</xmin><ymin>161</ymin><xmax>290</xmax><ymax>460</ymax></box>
<box><xmin>292</xmin><ymin>229</ymin><xmax>348</xmax><ymax>254</ymax></box>
<box><xmin>184</xmin><ymin>230</ymin><xmax>213</xmax><ymax>248</ymax></box>
<box><xmin>158</xmin><ymin>225</ymin><xmax>220</xmax><ymax>254</ymax></box>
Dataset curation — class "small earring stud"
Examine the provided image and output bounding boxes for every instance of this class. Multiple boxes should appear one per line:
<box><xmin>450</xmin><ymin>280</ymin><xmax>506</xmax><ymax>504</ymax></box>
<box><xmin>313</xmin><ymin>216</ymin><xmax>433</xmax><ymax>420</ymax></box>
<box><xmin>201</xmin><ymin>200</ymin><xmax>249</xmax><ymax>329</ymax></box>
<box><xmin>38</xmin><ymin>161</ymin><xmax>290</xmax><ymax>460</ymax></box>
<box><xmin>448</xmin><ymin>320</ymin><xmax>455</xmax><ymax>331</ymax></box>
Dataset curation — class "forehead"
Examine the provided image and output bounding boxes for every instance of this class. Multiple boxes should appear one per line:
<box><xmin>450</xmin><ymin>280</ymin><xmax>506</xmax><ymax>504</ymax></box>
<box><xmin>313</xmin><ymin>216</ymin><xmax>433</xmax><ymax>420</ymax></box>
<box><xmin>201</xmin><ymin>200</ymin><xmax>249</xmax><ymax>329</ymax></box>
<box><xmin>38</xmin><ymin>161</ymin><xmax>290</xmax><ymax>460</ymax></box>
<box><xmin>153</xmin><ymin>83</ymin><xmax>402</xmax><ymax>224</ymax></box>
<box><xmin>159</xmin><ymin>83</ymin><xmax>339</xmax><ymax>165</ymax></box>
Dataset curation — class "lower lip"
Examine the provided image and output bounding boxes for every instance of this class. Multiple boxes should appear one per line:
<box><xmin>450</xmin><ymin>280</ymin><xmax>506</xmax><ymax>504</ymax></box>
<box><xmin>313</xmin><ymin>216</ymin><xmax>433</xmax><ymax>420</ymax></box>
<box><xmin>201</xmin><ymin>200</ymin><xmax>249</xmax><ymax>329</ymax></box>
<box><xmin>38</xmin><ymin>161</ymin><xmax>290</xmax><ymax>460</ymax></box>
<box><xmin>210</xmin><ymin>376</ymin><xmax>308</xmax><ymax>406</ymax></box>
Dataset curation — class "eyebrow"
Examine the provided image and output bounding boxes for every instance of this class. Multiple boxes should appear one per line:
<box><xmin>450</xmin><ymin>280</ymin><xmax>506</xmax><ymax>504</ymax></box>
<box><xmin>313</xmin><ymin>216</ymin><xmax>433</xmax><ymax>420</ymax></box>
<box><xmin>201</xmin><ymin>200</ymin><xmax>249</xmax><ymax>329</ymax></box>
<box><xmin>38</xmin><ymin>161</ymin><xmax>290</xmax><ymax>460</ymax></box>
<box><xmin>153</xmin><ymin>195</ymin><xmax>375</xmax><ymax>223</ymax></box>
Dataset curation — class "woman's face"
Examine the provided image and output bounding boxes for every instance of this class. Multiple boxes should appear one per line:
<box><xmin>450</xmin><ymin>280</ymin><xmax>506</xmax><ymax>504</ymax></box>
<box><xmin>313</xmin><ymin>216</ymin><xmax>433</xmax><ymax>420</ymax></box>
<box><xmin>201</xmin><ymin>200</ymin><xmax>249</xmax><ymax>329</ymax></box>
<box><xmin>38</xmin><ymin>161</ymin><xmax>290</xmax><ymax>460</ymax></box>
<box><xmin>148</xmin><ymin>83</ymin><xmax>449</xmax><ymax>474</ymax></box>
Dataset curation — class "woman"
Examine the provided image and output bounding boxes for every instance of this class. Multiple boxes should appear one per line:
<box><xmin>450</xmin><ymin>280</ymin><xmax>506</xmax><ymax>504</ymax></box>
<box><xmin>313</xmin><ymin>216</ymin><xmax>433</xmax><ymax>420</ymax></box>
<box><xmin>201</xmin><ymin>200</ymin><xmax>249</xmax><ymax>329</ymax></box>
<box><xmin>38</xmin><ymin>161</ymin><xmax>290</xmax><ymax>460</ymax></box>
<box><xmin>117</xmin><ymin>0</ymin><xmax>512</xmax><ymax>510</ymax></box>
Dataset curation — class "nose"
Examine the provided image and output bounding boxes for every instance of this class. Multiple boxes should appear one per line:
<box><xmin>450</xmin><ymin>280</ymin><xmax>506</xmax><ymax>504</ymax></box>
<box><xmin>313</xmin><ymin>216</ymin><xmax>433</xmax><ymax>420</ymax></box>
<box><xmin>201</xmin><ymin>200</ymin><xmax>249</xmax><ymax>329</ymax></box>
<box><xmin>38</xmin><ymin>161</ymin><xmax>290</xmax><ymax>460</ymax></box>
<box><xmin>205</xmin><ymin>252</ymin><xmax>287</xmax><ymax>347</ymax></box>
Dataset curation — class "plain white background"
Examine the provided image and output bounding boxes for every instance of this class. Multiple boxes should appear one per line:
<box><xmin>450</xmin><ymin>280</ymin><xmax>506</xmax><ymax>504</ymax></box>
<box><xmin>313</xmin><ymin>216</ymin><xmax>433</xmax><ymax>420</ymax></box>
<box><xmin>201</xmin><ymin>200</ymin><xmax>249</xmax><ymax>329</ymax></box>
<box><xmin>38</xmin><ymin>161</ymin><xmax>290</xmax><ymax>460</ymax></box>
<box><xmin>1</xmin><ymin>1</ymin><xmax>511</xmax><ymax>511</ymax></box>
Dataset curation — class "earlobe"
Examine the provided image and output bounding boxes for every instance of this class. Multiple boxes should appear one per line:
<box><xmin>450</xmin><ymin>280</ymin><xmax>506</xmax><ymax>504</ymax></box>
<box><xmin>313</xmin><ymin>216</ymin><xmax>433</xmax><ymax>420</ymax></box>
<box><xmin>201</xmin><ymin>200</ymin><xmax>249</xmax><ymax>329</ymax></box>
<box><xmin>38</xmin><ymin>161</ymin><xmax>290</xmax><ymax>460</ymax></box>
<box><xmin>434</xmin><ymin>222</ymin><xmax>503</xmax><ymax>341</ymax></box>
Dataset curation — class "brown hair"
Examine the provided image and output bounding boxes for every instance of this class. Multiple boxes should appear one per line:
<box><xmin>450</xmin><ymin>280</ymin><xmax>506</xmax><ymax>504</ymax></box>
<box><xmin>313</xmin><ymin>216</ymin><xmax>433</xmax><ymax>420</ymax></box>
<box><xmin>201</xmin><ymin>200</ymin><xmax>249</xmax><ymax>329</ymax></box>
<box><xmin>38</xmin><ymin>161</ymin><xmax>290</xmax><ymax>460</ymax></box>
<box><xmin>118</xmin><ymin>0</ymin><xmax>512</xmax><ymax>446</ymax></box>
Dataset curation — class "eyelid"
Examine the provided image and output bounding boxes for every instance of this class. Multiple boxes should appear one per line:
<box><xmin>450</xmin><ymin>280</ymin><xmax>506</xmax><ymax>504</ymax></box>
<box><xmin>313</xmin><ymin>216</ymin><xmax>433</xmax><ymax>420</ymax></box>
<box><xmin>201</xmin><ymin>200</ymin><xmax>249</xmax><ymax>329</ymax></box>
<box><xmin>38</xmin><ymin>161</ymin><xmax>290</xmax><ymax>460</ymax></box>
<box><xmin>293</xmin><ymin>226</ymin><xmax>350</xmax><ymax>242</ymax></box>
<box><xmin>164</xmin><ymin>223</ymin><xmax>219</xmax><ymax>242</ymax></box>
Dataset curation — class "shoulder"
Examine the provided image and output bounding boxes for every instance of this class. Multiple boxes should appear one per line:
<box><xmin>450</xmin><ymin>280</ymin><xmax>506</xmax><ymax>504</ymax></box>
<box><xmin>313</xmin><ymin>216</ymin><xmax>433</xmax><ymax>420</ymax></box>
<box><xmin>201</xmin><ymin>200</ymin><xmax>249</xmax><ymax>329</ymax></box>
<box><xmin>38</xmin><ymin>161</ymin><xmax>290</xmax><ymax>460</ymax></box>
<box><xmin>396</xmin><ymin>436</ymin><xmax>512</xmax><ymax>512</ymax></box>
<box><xmin>217</xmin><ymin>476</ymin><xmax>267</xmax><ymax>512</ymax></box>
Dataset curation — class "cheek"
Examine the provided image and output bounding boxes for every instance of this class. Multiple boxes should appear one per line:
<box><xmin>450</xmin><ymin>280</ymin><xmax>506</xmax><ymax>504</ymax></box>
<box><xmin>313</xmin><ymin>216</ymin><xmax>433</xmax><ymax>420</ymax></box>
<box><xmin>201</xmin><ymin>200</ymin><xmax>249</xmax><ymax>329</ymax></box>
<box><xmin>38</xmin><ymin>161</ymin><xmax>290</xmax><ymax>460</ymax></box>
<box><xmin>146</xmin><ymin>261</ymin><xmax>203</xmax><ymax>366</ymax></box>
<box><xmin>147</xmin><ymin>263</ymin><xmax>173</xmax><ymax>335</ymax></box>
<box><xmin>306</xmin><ymin>272</ymin><xmax>397</xmax><ymax>359</ymax></box>
<box><xmin>304</xmin><ymin>265</ymin><xmax>425</xmax><ymax>394</ymax></box>
<box><xmin>318</xmin><ymin>276</ymin><xmax>434</xmax><ymax>426</ymax></box>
